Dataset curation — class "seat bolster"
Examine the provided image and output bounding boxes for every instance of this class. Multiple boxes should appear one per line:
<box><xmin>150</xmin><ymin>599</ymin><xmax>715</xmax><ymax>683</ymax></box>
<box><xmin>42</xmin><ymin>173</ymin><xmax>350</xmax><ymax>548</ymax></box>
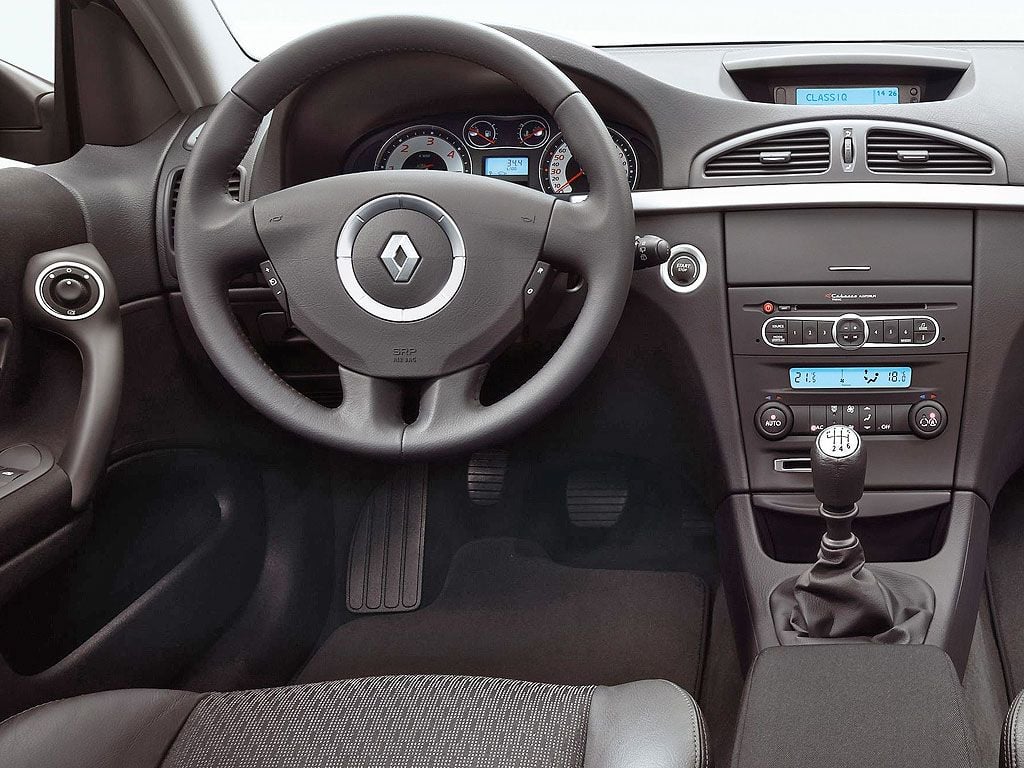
<box><xmin>0</xmin><ymin>689</ymin><xmax>202</xmax><ymax>768</ymax></box>
<box><xmin>1004</xmin><ymin>690</ymin><xmax>1024</xmax><ymax>768</ymax></box>
<box><xmin>583</xmin><ymin>680</ymin><xmax>708</xmax><ymax>768</ymax></box>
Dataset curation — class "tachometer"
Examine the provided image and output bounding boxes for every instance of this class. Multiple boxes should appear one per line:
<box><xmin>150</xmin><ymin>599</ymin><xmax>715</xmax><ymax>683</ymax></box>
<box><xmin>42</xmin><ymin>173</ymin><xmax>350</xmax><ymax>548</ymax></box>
<box><xmin>539</xmin><ymin>128</ymin><xmax>637</xmax><ymax>194</ymax></box>
<box><xmin>375</xmin><ymin>125</ymin><xmax>472</xmax><ymax>173</ymax></box>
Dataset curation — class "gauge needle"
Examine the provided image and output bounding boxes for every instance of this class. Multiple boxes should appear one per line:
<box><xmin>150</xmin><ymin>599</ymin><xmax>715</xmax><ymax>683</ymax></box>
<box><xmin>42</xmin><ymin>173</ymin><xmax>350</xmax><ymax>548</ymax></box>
<box><xmin>470</xmin><ymin>130</ymin><xmax>495</xmax><ymax>145</ymax></box>
<box><xmin>555</xmin><ymin>170</ymin><xmax>584</xmax><ymax>193</ymax></box>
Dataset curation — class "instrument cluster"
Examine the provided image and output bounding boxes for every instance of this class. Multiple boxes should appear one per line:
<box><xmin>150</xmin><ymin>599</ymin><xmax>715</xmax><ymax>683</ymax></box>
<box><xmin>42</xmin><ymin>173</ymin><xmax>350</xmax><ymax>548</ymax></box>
<box><xmin>345</xmin><ymin>113</ymin><xmax>655</xmax><ymax>195</ymax></box>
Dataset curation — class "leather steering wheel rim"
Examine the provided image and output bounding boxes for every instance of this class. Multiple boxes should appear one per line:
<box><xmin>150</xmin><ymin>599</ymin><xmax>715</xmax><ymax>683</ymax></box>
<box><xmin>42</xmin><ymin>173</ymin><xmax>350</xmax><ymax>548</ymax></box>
<box><xmin>176</xmin><ymin>15</ymin><xmax>635</xmax><ymax>460</ymax></box>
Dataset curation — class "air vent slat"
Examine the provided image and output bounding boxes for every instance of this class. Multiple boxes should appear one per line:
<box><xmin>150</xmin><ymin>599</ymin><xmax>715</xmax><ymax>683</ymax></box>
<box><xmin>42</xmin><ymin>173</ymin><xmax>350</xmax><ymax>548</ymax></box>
<box><xmin>704</xmin><ymin>130</ymin><xmax>830</xmax><ymax>178</ymax></box>
<box><xmin>227</xmin><ymin>168</ymin><xmax>242</xmax><ymax>201</ymax></box>
<box><xmin>866</xmin><ymin>129</ymin><xmax>993</xmax><ymax>175</ymax></box>
<box><xmin>167</xmin><ymin>169</ymin><xmax>183</xmax><ymax>251</ymax></box>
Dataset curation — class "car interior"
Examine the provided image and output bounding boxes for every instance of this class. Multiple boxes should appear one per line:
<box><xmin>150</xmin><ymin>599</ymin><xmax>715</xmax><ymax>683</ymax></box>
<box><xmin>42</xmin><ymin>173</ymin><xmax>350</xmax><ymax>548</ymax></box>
<box><xmin>5</xmin><ymin>1</ymin><xmax>1024</xmax><ymax>766</ymax></box>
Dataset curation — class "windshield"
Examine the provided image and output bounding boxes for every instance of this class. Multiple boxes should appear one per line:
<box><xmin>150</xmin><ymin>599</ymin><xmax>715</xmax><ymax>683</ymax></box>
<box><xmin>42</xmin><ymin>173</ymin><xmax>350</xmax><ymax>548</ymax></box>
<box><xmin>213</xmin><ymin>0</ymin><xmax>1024</xmax><ymax>58</ymax></box>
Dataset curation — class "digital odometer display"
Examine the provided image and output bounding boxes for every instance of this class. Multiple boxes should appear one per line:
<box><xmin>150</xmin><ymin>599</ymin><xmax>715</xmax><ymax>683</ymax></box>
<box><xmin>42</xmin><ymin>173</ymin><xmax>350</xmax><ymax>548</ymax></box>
<box><xmin>789</xmin><ymin>366</ymin><xmax>912</xmax><ymax>389</ymax></box>
<box><xmin>795</xmin><ymin>87</ymin><xmax>900</xmax><ymax>106</ymax></box>
<box><xmin>484</xmin><ymin>156</ymin><xmax>529</xmax><ymax>177</ymax></box>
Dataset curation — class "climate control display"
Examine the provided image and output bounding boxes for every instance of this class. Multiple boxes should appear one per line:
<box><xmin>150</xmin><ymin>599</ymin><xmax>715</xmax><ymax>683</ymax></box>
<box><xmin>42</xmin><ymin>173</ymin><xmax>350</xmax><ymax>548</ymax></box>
<box><xmin>789</xmin><ymin>366</ymin><xmax>912</xmax><ymax>389</ymax></box>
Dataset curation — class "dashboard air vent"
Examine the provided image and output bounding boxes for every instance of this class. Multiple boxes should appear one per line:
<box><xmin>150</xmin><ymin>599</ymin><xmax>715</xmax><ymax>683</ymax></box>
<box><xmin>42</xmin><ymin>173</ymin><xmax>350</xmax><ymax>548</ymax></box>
<box><xmin>227</xmin><ymin>168</ymin><xmax>243</xmax><ymax>200</ymax></box>
<box><xmin>167</xmin><ymin>169</ymin><xmax>183</xmax><ymax>250</ymax></box>
<box><xmin>866</xmin><ymin>129</ymin><xmax>993</xmax><ymax>175</ymax></box>
<box><xmin>704</xmin><ymin>129</ymin><xmax>830</xmax><ymax>177</ymax></box>
<box><xmin>167</xmin><ymin>167</ymin><xmax>243</xmax><ymax>252</ymax></box>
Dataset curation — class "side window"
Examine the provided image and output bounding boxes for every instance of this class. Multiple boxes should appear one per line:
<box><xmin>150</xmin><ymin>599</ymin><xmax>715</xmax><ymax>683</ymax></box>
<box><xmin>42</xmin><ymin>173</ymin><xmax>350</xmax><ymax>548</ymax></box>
<box><xmin>0</xmin><ymin>4</ymin><xmax>56</xmax><ymax>82</ymax></box>
<box><xmin>0</xmin><ymin>4</ymin><xmax>56</xmax><ymax>165</ymax></box>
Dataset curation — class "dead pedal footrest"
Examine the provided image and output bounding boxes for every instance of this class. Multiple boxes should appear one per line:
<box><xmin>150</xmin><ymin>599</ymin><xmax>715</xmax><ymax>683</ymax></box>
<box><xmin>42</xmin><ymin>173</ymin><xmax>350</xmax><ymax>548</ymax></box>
<box><xmin>347</xmin><ymin>465</ymin><xmax>427</xmax><ymax>614</ymax></box>
<box><xmin>566</xmin><ymin>469</ymin><xmax>629</xmax><ymax>528</ymax></box>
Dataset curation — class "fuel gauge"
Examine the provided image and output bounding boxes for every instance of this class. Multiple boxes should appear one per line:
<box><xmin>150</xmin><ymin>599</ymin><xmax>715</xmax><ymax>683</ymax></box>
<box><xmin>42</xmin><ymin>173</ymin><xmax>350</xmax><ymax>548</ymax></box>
<box><xmin>518</xmin><ymin>118</ymin><xmax>549</xmax><ymax>148</ymax></box>
<box><xmin>465</xmin><ymin>119</ymin><xmax>497</xmax><ymax>148</ymax></box>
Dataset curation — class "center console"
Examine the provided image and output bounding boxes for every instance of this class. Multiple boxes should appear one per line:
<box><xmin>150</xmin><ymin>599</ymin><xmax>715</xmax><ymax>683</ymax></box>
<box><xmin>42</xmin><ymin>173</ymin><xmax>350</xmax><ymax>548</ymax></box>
<box><xmin>717</xmin><ymin>207</ymin><xmax>986</xmax><ymax>675</ymax></box>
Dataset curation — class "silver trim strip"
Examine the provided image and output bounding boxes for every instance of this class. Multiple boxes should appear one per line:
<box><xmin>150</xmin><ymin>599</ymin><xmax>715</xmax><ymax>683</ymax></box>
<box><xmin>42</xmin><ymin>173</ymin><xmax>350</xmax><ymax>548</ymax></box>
<box><xmin>660</xmin><ymin>243</ymin><xmax>708</xmax><ymax>294</ymax></box>
<box><xmin>336</xmin><ymin>194</ymin><xmax>466</xmax><ymax>323</ymax></box>
<box><xmin>34</xmin><ymin>261</ymin><xmax>105</xmax><ymax>321</ymax></box>
<box><xmin>631</xmin><ymin>182</ymin><xmax>1024</xmax><ymax>215</ymax></box>
<box><xmin>761</xmin><ymin>314</ymin><xmax>939</xmax><ymax>349</ymax></box>
<box><xmin>774</xmin><ymin>458</ymin><xmax>812</xmax><ymax>473</ymax></box>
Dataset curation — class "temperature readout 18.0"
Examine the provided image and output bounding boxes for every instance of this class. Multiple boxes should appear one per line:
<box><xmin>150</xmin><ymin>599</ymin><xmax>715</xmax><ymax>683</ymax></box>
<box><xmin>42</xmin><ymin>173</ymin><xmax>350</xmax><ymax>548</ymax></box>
<box><xmin>789</xmin><ymin>366</ymin><xmax>912</xmax><ymax>389</ymax></box>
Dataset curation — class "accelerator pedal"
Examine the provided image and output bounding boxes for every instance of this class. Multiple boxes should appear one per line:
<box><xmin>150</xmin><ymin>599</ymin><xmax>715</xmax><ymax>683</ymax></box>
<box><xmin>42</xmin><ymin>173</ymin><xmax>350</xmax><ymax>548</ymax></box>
<box><xmin>347</xmin><ymin>465</ymin><xmax>427</xmax><ymax>614</ymax></box>
<box><xmin>566</xmin><ymin>469</ymin><xmax>629</xmax><ymax>528</ymax></box>
<box><xmin>467</xmin><ymin>448</ymin><xmax>510</xmax><ymax>506</ymax></box>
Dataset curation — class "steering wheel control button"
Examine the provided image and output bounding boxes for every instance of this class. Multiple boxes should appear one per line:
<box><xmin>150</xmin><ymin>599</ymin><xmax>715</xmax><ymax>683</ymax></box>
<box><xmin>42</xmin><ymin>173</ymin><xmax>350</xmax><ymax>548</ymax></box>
<box><xmin>337</xmin><ymin>195</ymin><xmax>465</xmax><ymax>322</ymax></box>
<box><xmin>633</xmin><ymin>234</ymin><xmax>671</xmax><ymax>270</ymax></box>
<box><xmin>909</xmin><ymin>401</ymin><xmax>948</xmax><ymax>439</ymax></box>
<box><xmin>259</xmin><ymin>260</ymin><xmax>290</xmax><ymax>321</ymax></box>
<box><xmin>755</xmin><ymin>402</ymin><xmax>793</xmax><ymax>440</ymax></box>
<box><xmin>35</xmin><ymin>262</ymin><xmax>104</xmax><ymax>320</ymax></box>
<box><xmin>523</xmin><ymin>261</ymin><xmax>554</xmax><ymax>311</ymax></box>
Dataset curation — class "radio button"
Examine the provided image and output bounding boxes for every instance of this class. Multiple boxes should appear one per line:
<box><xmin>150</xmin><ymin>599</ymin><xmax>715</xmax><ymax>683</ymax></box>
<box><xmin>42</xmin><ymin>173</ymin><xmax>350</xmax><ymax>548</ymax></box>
<box><xmin>802</xmin><ymin>321</ymin><xmax>818</xmax><ymax>344</ymax></box>
<box><xmin>883</xmin><ymin>320</ymin><xmax>899</xmax><ymax>344</ymax></box>
<box><xmin>898</xmin><ymin>319</ymin><xmax>914</xmax><ymax>343</ymax></box>
<box><xmin>766</xmin><ymin>319</ymin><xmax>787</xmax><ymax>335</ymax></box>
<box><xmin>867</xmin><ymin>320</ymin><xmax>883</xmax><ymax>344</ymax></box>
<box><xmin>817</xmin><ymin>321</ymin><xmax>834</xmax><ymax>344</ymax></box>
<box><xmin>915</xmin><ymin>318</ymin><xmax>937</xmax><ymax>335</ymax></box>
<box><xmin>835</xmin><ymin>315</ymin><xmax>867</xmax><ymax>349</ymax></box>
<box><xmin>787</xmin><ymin>320</ymin><xmax>802</xmax><ymax>345</ymax></box>
<box><xmin>914</xmin><ymin>332</ymin><xmax>932</xmax><ymax>344</ymax></box>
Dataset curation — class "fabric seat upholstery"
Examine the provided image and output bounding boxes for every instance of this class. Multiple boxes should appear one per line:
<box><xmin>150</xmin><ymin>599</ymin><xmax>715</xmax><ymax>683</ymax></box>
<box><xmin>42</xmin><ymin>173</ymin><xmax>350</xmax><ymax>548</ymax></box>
<box><xmin>0</xmin><ymin>674</ymin><xmax>708</xmax><ymax>768</ymax></box>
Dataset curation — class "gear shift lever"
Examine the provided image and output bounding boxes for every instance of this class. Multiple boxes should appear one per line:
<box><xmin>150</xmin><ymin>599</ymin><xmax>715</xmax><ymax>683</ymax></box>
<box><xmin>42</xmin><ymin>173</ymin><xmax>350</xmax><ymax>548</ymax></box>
<box><xmin>811</xmin><ymin>425</ymin><xmax>866</xmax><ymax>549</ymax></box>
<box><xmin>768</xmin><ymin>422</ymin><xmax>935</xmax><ymax>644</ymax></box>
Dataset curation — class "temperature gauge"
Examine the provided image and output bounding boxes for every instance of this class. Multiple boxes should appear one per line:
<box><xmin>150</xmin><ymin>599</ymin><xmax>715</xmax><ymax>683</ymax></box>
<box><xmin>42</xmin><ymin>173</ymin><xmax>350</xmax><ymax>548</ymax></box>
<box><xmin>518</xmin><ymin>119</ymin><xmax>549</xmax><ymax>148</ymax></box>
<box><xmin>465</xmin><ymin>119</ymin><xmax>497</xmax><ymax>148</ymax></box>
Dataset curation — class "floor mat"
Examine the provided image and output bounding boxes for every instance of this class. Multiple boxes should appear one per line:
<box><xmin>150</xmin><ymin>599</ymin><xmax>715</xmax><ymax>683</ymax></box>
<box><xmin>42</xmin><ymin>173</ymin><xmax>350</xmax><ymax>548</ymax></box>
<box><xmin>298</xmin><ymin>538</ymin><xmax>709</xmax><ymax>693</ymax></box>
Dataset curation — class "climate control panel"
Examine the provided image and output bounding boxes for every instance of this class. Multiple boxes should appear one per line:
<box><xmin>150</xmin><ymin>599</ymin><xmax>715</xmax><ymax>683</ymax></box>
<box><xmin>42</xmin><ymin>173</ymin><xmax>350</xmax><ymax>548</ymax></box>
<box><xmin>762</xmin><ymin>313</ymin><xmax>938</xmax><ymax>350</ymax></box>
<box><xmin>754</xmin><ymin>400</ymin><xmax>947</xmax><ymax>440</ymax></box>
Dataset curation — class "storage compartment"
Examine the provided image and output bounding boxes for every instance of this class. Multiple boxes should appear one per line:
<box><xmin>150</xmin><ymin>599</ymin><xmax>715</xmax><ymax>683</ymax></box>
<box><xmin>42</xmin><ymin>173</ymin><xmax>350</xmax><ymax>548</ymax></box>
<box><xmin>724</xmin><ymin>209</ymin><xmax>973</xmax><ymax>285</ymax></box>
<box><xmin>752</xmin><ymin>491</ymin><xmax>950</xmax><ymax>563</ymax></box>
<box><xmin>732</xmin><ymin>644</ymin><xmax>979</xmax><ymax>768</ymax></box>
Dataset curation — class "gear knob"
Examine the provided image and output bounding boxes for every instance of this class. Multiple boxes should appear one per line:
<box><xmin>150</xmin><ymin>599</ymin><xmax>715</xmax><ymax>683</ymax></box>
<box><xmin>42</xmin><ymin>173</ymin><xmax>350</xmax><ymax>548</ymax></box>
<box><xmin>811</xmin><ymin>425</ymin><xmax>866</xmax><ymax>514</ymax></box>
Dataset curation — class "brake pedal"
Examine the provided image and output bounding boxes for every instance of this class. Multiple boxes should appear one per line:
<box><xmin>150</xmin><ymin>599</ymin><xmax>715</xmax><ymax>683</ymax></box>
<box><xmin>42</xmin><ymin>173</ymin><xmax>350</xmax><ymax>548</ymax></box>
<box><xmin>467</xmin><ymin>449</ymin><xmax>510</xmax><ymax>506</ymax></box>
<box><xmin>566</xmin><ymin>469</ymin><xmax>629</xmax><ymax>528</ymax></box>
<box><xmin>347</xmin><ymin>465</ymin><xmax>427</xmax><ymax>614</ymax></box>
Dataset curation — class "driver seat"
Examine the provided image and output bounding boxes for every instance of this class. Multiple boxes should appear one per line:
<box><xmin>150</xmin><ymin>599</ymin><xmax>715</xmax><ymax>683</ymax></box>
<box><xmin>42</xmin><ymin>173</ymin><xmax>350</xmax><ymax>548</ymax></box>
<box><xmin>0</xmin><ymin>674</ymin><xmax>708</xmax><ymax>768</ymax></box>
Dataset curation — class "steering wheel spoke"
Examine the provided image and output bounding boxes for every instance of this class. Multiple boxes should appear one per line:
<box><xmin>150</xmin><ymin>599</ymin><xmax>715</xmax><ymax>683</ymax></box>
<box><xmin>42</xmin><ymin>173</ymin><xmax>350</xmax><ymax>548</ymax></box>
<box><xmin>405</xmin><ymin>364</ymin><xmax>490</xmax><ymax>447</ymax></box>
<box><xmin>333</xmin><ymin>365</ymin><xmax>406</xmax><ymax>449</ymax></box>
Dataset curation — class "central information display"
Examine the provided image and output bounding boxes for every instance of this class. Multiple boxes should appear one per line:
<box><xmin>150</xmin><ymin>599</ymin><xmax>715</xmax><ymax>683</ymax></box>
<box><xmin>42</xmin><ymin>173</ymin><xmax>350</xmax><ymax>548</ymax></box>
<box><xmin>789</xmin><ymin>366</ymin><xmax>912</xmax><ymax>389</ymax></box>
<box><xmin>795</xmin><ymin>86</ymin><xmax>900</xmax><ymax>105</ymax></box>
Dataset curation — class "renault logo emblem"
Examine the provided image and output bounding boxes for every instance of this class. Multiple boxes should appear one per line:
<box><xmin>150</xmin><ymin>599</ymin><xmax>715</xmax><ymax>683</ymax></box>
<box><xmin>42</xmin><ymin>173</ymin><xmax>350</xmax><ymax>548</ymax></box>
<box><xmin>379</xmin><ymin>233</ymin><xmax>421</xmax><ymax>283</ymax></box>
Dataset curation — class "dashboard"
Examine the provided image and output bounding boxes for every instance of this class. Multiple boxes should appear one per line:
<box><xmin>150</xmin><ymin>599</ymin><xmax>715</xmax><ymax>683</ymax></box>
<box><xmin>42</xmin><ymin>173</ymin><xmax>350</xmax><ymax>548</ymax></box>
<box><xmin>341</xmin><ymin>113</ymin><xmax>654</xmax><ymax>195</ymax></box>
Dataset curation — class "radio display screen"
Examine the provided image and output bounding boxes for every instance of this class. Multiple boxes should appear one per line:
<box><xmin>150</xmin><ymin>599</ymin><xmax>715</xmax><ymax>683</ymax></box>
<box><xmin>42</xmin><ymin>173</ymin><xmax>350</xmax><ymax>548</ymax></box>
<box><xmin>789</xmin><ymin>366</ymin><xmax>912</xmax><ymax>389</ymax></box>
<box><xmin>484</xmin><ymin>156</ymin><xmax>529</xmax><ymax>177</ymax></box>
<box><xmin>795</xmin><ymin>87</ymin><xmax>900</xmax><ymax>106</ymax></box>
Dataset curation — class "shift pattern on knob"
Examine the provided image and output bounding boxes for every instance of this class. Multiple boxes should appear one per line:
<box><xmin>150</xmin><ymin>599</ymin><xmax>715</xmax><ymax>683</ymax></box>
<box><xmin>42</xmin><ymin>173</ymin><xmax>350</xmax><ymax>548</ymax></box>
<box><xmin>817</xmin><ymin>424</ymin><xmax>860</xmax><ymax>458</ymax></box>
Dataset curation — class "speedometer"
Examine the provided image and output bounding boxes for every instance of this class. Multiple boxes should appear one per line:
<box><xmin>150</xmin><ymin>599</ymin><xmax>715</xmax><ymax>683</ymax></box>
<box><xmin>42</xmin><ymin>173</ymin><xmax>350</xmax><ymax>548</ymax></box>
<box><xmin>539</xmin><ymin>128</ymin><xmax>638</xmax><ymax>194</ymax></box>
<box><xmin>375</xmin><ymin>125</ymin><xmax>472</xmax><ymax>174</ymax></box>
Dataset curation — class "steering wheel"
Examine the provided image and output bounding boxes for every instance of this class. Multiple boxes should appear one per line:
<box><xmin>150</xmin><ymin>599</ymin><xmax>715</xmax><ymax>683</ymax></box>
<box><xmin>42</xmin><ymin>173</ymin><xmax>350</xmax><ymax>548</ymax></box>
<box><xmin>176</xmin><ymin>16</ymin><xmax>635</xmax><ymax>459</ymax></box>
